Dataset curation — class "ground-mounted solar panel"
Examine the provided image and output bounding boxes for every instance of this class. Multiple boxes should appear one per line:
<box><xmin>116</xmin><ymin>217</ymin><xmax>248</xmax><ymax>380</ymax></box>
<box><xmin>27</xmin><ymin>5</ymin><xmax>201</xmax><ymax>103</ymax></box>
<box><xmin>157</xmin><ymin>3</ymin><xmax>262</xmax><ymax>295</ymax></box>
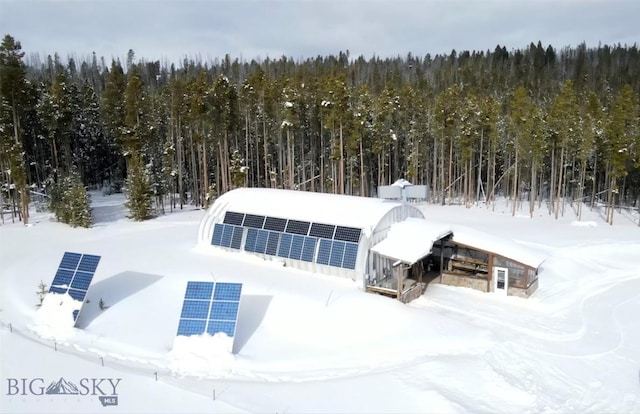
<box><xmin>277</xmin><ymin>233</ymin><xmax>293</xmax><ymax>258</ymax></box>
<box><xmin>176</xmin><ymin>281</ymin><xmax>243</xmax><ymax>342</ymax></box>
<box><xmin>317</xmin><ymin>239</ymin><xmax>332</xmax><ymax>265</ymax></box>
<box><xmin>48</xmin><ymin>251</ymin><xmax>101</xmax><ymax>322</ymax></box>
<box><xmin>288</xmin><ymin>235</ymin><xmax>304</xmax><ymax>260</ymax></box>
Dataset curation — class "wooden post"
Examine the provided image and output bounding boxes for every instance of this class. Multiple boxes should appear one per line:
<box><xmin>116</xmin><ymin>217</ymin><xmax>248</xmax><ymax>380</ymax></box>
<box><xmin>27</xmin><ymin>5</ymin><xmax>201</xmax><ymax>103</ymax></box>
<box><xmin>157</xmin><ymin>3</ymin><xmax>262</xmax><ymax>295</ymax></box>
<box><xmin>439</xmin><ymin>242</ymin><xmax>444</xmax><ymax>283</ymax></box>
<box><xmin>396</xmin><ymin>265</ymin><xmax>402</xmax><ymax>301</ymax></box>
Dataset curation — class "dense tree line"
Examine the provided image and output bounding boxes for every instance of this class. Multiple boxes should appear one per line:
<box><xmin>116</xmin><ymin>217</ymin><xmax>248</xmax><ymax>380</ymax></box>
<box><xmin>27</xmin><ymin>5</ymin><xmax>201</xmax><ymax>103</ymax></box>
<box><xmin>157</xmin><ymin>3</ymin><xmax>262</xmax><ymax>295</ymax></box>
<box><xmin>1</xmin><ymin>35</ymin><xmax>639</xmax><ymax>226</ymax></box>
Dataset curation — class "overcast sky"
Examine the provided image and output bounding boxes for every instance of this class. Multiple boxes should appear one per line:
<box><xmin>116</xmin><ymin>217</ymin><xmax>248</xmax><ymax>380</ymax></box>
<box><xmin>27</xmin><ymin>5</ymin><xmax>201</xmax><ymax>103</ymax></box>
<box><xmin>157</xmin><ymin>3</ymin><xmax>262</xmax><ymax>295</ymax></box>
<box><xmin>1</xmin><ymin>0</ymin><xmax>639</xmax><ymax>65</ymax></box>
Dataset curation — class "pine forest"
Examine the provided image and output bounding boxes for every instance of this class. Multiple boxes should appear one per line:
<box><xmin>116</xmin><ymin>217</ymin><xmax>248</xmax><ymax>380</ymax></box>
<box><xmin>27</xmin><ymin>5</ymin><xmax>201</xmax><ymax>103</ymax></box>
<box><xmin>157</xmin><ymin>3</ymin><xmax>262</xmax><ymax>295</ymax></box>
<box><xmin>1</xmin><ymin>34</ymin><xmax>639</xmax><ymax>226</ymax></box>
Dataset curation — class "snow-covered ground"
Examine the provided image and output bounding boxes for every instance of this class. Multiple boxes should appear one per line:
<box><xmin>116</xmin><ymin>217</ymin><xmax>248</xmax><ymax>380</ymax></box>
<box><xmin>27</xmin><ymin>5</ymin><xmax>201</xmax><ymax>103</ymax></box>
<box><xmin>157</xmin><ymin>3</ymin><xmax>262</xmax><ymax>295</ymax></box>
<box><xmin>1</xmin><ymin>192</ymin><xmax>639</xmax><ymax>413</ymax></box>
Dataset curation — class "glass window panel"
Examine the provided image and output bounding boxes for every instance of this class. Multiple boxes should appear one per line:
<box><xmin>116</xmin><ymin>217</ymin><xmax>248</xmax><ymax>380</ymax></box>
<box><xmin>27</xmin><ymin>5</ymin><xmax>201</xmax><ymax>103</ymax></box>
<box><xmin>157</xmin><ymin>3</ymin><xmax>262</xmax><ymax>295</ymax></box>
<box><xmin>289</xmin><ymin>235</ymin><xmax>304</xmax><ymax>260</ymax></box>
<box><xmin>342</xmin><ymin>242</ymin><xmax>358</xmax><ymax>269</ymax></box>
<box><xmin>266</xmin><ymin>231</ymin><xmax>280</xmax><ymax>256</ymax></box>
<box><xmin>317</xmin><ymin>239</ymin><xmax>332</xmax><ymax>265</ymax></box>
<box><xmin>278</xmin><ymin>233</ymin><xmax>292</xmax><ymax>258</ymax></box>
<box><xmin>244</xmin><ymin>228</ymin><xmax>258</xmax><ymax>252</ymax></box>
<box><xmin>334</xmin><ymin>226</ymin><xmax>361</xmax><ymax>242</ymax></box>
<box><xmin>285</xmin><ymin>220</ymin><xmax>310</xmax><ymax>235</ymax></box>
<box><xmin>243</xmin><ymin>214</ymin><xmax>265</xmax><ymax>229</ymax></box>
<box><xmin>264</xmin><ymin>216</ymin><xmax>287</xmax><ymax>232</ymax></box>
<box><xmin>223</xmin><ymin>211</ymin><xmax>245</xmax><ymax>226</ymax></box>
<box><xmin>309</xmin><ymin>223</ymin><xmax>336</xmax><ymax>239</ymax></box>
<box><xmin>230</xmin><ymin>226</ymin><xmax>243</xmax><ymax>249</ymax></box>
<box><xmin>329</xmin><ymin>241</ymin><xmax>346</xmax><ymax>267</ymax></box>
<box><xmin>212</xmin><ymin>223</ymin><xmax>224</xmax><ymax>246</ymax></box>
<box><xmin>255</xmin><ymin>230</ymin><xmax>268</xmax><ymax>254</ymax></box>
<box><xmin>301</xmin><ymin>237</ymin><xmax>317</xmax><ymax>262</ymax></box>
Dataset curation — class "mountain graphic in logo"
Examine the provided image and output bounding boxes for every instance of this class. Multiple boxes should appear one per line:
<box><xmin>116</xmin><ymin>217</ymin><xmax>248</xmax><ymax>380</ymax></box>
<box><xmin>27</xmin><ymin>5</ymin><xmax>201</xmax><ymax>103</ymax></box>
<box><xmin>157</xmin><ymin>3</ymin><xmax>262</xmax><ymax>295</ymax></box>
<box><xmin>45</xmin><ymin>377</ymin><xmax>79</xmax><ymax>395</ymax></box>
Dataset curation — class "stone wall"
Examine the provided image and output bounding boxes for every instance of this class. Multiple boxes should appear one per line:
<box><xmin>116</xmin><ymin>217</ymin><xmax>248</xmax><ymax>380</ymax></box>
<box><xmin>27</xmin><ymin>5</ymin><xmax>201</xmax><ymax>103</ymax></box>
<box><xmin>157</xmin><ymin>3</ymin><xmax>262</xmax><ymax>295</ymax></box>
<box><xmin>441</xmin><ymin>273</ymin><xmax>490</xmax><ymax>292</ymax></box>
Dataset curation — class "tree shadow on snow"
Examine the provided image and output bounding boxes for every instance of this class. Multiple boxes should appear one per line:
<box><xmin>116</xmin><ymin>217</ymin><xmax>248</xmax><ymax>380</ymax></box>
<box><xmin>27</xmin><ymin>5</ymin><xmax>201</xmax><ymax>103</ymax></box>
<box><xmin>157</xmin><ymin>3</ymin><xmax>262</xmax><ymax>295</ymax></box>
<box><xmin>233</xmin><ymin>295</ymin><xmax>273</xmax><ymax>354</ymax></box>
<box><xmin>76</xmin><ymin>271</ymin><xmax>163</xmax><ymax>329</ymax></box>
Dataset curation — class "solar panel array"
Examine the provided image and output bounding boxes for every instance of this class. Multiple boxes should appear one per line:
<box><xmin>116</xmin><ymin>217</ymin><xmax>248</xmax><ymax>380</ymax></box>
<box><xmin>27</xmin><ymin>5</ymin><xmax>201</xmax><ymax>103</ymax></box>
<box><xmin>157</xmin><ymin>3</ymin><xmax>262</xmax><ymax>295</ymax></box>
<box><xmin>176</xmin><ymin>281</ymin><xmax>243</xmax><ymax>338</ymax></box>
<box><xmin>49</xmin><ymin>251</ymin><xmax>101</xmax><ymax>321</ymax></box>
<box><xmin>211</xmin><ymin>211</ymin><xmax>361</xmax><ymax>270</ymax></box>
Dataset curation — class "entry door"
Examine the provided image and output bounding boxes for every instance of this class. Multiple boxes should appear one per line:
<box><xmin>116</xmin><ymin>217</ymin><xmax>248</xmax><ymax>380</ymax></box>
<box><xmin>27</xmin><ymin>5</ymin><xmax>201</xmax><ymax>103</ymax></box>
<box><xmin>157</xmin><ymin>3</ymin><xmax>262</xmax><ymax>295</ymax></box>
<box><xmin>493</xmin><ymin>267</ymin><xmax>508</xmax><ymax>295</ymax></box>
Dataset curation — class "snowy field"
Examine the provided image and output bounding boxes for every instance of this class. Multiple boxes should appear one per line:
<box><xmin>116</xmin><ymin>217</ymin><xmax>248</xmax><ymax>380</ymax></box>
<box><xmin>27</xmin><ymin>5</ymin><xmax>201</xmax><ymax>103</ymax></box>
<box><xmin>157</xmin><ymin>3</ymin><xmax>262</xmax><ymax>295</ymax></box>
<box><xmin>1</xmin><ymin>191</ymin><xmax>639</xmax><ymax>413</ymax></box>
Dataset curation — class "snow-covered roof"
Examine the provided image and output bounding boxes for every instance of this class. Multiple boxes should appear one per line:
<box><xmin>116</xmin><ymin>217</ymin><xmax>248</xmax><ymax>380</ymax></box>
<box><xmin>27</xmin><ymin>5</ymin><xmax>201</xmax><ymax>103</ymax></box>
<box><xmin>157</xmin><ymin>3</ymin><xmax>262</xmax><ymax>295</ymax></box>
<box><xmin>391</xmin><ymin>178</ymin><xmax>413</xmax><ymax>188</ymax></box>
<box><xmin>449</xmin><ymin>224</ymin><xmax>546</xmax><ymax>268</ymax></box>
<box><xmin>370</xmin><ymin>218</ymin><xmax>453</xmax><ymax>264</ymax></box>
<box><xmin>211</xmin><ymin>188</ymin><xmax>419</xmax><ymax>231</ymax></box>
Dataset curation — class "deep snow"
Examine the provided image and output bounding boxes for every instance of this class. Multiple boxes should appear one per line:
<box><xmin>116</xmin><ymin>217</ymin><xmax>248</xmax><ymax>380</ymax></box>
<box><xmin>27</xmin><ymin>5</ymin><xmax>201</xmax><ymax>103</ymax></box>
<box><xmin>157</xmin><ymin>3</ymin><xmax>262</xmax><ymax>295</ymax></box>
<box><xmin>1</xmin><ymin>191</ymin><xmax>639</xmax><ymax>413</ymax></box>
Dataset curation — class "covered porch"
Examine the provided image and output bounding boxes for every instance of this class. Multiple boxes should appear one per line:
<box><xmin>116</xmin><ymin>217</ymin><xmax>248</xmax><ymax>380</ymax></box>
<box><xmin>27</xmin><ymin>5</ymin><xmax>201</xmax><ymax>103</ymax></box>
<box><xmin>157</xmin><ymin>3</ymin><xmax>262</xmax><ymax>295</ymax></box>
<box><xmin>366</xmin><ymin>218</ymin><xmax>452</xmax><ymax>303</ymax></box>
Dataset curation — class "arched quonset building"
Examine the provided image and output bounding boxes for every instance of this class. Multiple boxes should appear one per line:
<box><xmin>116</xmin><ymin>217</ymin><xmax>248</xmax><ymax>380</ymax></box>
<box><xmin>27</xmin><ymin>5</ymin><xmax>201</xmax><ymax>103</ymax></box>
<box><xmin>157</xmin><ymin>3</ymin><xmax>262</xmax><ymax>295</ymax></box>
<box><xmin>198</xmin><ymin>188</ymin><xmax>542</xmax><ymax>301</ymax></box>
<box><xmin>197</xmin><ymin>187</ymin><xmax>428</xmax><ymax>285</ymax></box>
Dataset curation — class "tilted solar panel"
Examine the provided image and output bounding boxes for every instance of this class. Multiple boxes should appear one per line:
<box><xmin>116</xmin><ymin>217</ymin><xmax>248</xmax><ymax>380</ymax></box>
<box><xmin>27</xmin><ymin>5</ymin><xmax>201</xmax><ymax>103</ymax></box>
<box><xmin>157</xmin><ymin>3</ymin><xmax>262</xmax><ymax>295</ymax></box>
<box><xmin>48</xmin><ymin>251</ymin><xmax>101</xmax><ymax>322</ymax></box>
<box><xmin>176</xmin><ymin>281</ymin><xmax>243</xmax><ymax>342</ymax></box>
<box><xmin>223</xmin><ymin>211</ymin><xmax>245</xmax><ymax>226</ymax></box>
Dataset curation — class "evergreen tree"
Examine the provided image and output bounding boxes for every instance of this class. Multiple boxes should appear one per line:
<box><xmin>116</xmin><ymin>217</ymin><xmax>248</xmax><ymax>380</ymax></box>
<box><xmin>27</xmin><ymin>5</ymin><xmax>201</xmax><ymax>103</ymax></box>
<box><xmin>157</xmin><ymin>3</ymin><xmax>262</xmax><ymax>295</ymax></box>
<box><xmin>0</xmin><ymin>35</ymin><xmax>30</xmax><ymax>224</ymax></box>
<box><xmin>50</xmin><ymin>169</ymin><xmax>92</xmax><ymax>228</ymax></box>
<box><xmin>125</xmin><ymin>151</ymin><xmax>153</xmax><ymax>221</ymax></box>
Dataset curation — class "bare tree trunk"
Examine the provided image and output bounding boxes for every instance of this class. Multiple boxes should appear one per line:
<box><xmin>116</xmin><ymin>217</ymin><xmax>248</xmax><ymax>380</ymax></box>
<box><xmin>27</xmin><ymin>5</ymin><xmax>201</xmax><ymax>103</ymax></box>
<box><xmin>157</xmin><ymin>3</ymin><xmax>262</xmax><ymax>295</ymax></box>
<box><xmin>476</xmin><ymin>129</ymin><xmax>484</xmax><ymax>204</ymax></box>
<box><xmin>359</xmin><ymin>135</ymin><xmax>366</xmax><ymax>197</ymax></box>
<box><xmin>339</xmin><ymin>121</ymin><xmax>345</xmax><ymax>194</ymax></box>
<box><xmin>512</xmin><ymin>146</ymin><xmax>518</xmax><ymax>217</ymax></box>
<box><xmin>555</xmin><ymin>146</ymin><xmax>565</xmax><ymax>219</ymax></box>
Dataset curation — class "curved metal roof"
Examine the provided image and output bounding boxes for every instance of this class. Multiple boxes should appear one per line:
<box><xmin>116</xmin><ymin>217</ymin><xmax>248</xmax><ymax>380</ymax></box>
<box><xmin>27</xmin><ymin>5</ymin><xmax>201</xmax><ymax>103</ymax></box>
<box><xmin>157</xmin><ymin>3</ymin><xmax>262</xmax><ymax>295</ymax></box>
<box><xmin>207</xmin><ymin>188</ymin><xmax>423</xmax><ymax>232</ymax></box>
